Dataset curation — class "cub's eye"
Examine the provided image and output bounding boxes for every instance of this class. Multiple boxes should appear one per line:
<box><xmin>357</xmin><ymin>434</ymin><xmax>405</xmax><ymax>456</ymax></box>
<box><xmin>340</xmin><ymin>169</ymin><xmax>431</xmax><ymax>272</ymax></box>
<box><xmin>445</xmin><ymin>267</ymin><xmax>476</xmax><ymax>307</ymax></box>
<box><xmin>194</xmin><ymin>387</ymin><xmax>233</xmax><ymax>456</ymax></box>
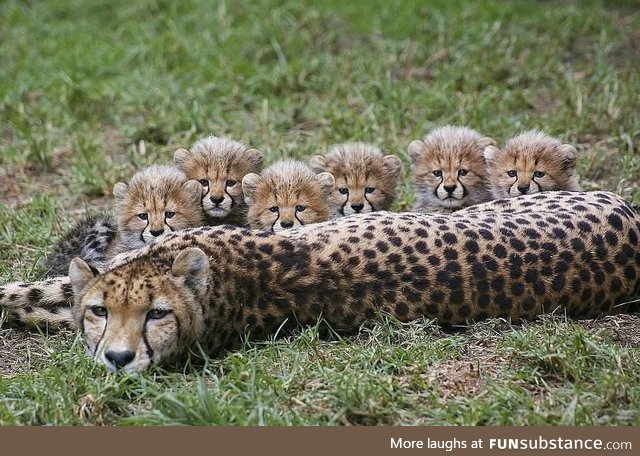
<box><xmin>432</xmin><ymin>170</ymin><xmax>442</xmax><ymax>177</ymax></box>
<box><xmin>533</xmin><ymin>171</ymin><xmax>546</xmax><ymax>178</ymax></box>
<box><xmin>458</xmin><ymin>169</ymin><xmax>468</xmax><ymax>176</ymax></box>
<box><xmin>198</xmin><ymin>179</ymin><xmax>209</xmax><ymax>187</ymax></box>
<box><xmin>269</xmin><ymin>206</ymin><xmax>279</xmax><ymax>213</ymax></box>
<box><xmin>364</xmin><ymin>187</ymin><xmax>375</xmax><ymax>194</ymax></box>
<box><xmin>295</xmin><ymin>205</ymin><xmax>306</xmax><ymax>212</ymax></box>
<box><xmin>137</xmin><ymin>213</ymin><xmax>148</xmax><ymax>220</ymax></box>
<box><xmin>225</xmin><ymin>179</ymin><xmax>236</xmax><ymax>187</ymax></box>
<box><xmin>338</xmin><ymin>187</ymin><xmax>349</xmax><ymax>195</ymax></box>
<box><xmin>91</xmin><ymin>306</ymin><xmax>107</xmax><ymax>317</ymax></box>
<box><xmin>147</xmin><ymin>308</ymin><xmax>171</xmax><ymax>320</ymax></box>
<box><xmin>165</xmin><ymin>211</ymin><xmax>175</xmax><ymax>219</ymax></box>
<box><xmin>506</xmin><ymin>170</ymin><xmax>517</xmax><ymax>178</ymax></box>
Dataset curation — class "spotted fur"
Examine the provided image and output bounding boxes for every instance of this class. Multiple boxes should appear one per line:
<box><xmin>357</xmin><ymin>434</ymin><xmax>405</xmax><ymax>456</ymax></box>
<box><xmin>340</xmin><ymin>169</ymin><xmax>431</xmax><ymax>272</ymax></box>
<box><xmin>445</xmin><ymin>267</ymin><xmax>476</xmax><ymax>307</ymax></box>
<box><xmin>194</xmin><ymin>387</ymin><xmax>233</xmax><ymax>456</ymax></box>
<box><xmin>484</xmin><ymin>130</ymin><xmax>581</xmax><ymax>199</ymax></box>
<box><xmin>1</xmin><ymin>191</ymin><xmax>638</xmax><ymax>372</ymax></box>
<box><xmin>309</xmin><ymin>143</ymin><xmax>402</xmax><ymax>218</ymax></box>
<box><xmin>410</xmin><ymin>126</ymin><xmax>494</xmax><ymax>213</ymax></box>
<box><xmin>43</xmin><ymin>166</ymin><xmax>203</xmax><ymax>276</ymax></box>
<box><xmin>242</xmin><ymin>160</ymin><xmax>334</xmax><ymax>232</ymax></box>
<box><xmin>174</xmin><ymin>136</ymin><xmax>263</xmax><ymax>226</ymax></box>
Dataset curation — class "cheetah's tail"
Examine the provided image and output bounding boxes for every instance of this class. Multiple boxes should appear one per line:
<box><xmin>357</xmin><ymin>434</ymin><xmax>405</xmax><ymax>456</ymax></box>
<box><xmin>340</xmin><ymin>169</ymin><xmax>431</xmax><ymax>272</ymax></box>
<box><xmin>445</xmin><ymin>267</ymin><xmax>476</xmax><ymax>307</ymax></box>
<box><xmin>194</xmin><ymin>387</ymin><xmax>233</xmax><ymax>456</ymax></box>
<box><xmin>0</xmin><ymin>276</ymin><xmax>75</xmax><ymax>331</ymax></box>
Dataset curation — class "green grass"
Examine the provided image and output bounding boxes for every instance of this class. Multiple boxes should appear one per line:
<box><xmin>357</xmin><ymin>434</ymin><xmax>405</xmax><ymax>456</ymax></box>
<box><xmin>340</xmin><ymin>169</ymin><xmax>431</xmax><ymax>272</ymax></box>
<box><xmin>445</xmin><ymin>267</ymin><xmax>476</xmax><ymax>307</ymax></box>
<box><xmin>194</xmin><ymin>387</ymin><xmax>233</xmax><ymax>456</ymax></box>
<box><xmin>1</xmin><ymin>0</ymin><xmax>639</xmax><ymax>425</ymax></box>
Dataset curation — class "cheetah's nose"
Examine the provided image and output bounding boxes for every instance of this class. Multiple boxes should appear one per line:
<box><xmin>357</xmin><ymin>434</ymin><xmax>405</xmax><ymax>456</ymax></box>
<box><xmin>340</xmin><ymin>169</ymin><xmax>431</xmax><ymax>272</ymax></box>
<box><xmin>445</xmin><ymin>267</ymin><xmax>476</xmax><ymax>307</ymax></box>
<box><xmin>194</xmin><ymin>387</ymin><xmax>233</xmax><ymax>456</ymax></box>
<box><xmin>517</xmin><ymin>184</ymin><xmax>530</xmax><ymax>194</ymax></box>
<box><xmin>280</xmin><ymin>221</ymin><xmax>294</xmax><ymax>229</ymax></box>
<box><xmin>150</xmin><ymin>229</ymin><xmax>165</xmax><ymax>237</ymax></box>
<box><xmin>443</xmin><ymin>185</ymin><xmax>457</xmax><ymax>195</ymax></box>
<box><xmin>210</xmin><ymin>196</ymin><xmax>224</xmax><ymax>205</ymax></box>
<box><xmin>351</xmin><ymin>203</ymin><xmax>364</xmax><ymax>213</ymax></box>
<box><xmin>105</xmin><ymin>350</ymin><xmax>135</xmax><ymax>369</ymax></box>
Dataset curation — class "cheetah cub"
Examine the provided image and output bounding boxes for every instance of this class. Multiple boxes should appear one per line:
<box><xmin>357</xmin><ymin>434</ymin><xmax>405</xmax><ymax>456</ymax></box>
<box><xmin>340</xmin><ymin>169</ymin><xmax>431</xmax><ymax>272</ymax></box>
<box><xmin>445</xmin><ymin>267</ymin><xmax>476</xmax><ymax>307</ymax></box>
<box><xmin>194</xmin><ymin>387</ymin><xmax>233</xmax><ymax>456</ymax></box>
<box><xmin>173</xmin><ymin>135</ymin><xmax>263</xmax><ymax>226</ymax></box>
<box><xmin>484</xmin><ymin>130</ymin><xmax>581</xmax><ymax>199</ymax></box>
<box><xmin>309</xmin><ymin>142</ymin><xmax>402</xmax><ymax>218</ymax></box>
<box><xmin>242</xmin><ymin>160</ymin><xmax>334</xmax><ymax>232</ymax></box>
<box><xmin>409</xmin><ymin>126</ymin><xmax>495</xmax><ymax>213</ymax></box>
<box><xmin>44</xmin><ymin>166</ymin><xmax>203</xmax><ymax>276</ymax></box>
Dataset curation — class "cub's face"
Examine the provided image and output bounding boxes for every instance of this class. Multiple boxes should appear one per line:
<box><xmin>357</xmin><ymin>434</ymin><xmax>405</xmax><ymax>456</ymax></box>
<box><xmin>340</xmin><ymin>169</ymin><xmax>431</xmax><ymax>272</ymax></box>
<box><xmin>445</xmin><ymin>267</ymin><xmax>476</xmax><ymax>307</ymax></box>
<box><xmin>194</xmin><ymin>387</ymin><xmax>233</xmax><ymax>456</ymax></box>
<box><xmin>310</xmin><ymin>150</ymin><xmax>401</xmax><ymax>217</ymax></box>
<box><xmin>484</xmin><ymin>134</ymin><xmax>579</xmax><ymax>198</ymax></box>
<box><xmin>113</xmin><ymin>179</ymin><xmax>203</xmax><ymax>249</ymax></box>
<box><xmin>174</xmin><ymin>146</ymin><xmax>263</xmax><ymax>220</ymax></box>
<box><xmin>242</xmin><ymin>171</ymin><xmax>334</xmax><ymax>232</ymax></box>
<box><xmin>409</xmin><ymin>133</ymin><xmax>494</xmax><ymax>210</ymax></box>
<box><xmin>69</xmin><ymin>249</ymin><xmax>209</xmax><ymax>372</ymax></box>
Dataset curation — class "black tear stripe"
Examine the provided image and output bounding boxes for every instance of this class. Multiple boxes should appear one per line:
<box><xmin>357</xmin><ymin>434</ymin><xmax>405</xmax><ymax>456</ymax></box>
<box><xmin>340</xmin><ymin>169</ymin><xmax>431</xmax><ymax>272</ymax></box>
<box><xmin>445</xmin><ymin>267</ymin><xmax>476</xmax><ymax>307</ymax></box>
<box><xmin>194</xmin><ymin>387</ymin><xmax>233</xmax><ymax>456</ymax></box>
<box><xmin>294</xmin><ymin>213</ymin><xmax>305</xmax><ymax>226</ymax></box>
<box><xmin>364</xmin><ymin>194</ymin><xmax>376</xmax><ymax>212</ymax></box>
<box><xmin>142</xmin><ymin>318</ymin><xmax>155</xmax><ymax>362</ymax></box>
<box><xmin>270</xmin><ymin>216</ymin><xmax>279</xmax><ymax>232</ymax></box>
<box><xmin>92</xmin><ymin>308</ymin><xmax>109</xmax><ymax>359</ymax></box>
<box><xmin>166</xmin><ymin>220</ymin><xmax>175</xmax><ymax>232</ymax></box>
<box><xmin>224</xmin><ymin>186</ymin><xmax>236</xmax><ymax>209</ymax></box>
<box><xmin>433</xmin><ymin>177</ymin><xmax>443</xmax><ymax>196</ymax></box>
<box><xmin>456</xmin><ymin>177</ymin><xmax>468</xmax><ymax>198</ymax></box>
<box><xmin>140</xmin><ymin>219</ymin><xmax>149</xmax><ymax>243</ymax></box>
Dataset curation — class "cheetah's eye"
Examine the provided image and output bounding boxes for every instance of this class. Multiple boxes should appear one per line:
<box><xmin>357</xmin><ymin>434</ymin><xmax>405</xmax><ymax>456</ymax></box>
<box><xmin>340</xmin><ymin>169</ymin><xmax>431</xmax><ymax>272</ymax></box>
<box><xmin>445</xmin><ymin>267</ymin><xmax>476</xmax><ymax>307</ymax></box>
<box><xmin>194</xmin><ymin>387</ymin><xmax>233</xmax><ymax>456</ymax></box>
<box><xmin>364</xmin><ymin>187</ymin><xmax>375</xmax><ymax>194</ymax></box>
<box><xmin>198</xmin><ymin>179</ymin><xmax>209</xmax><ymax>187</ymax></box>
<box><xmin>506</xmin><ymin>170</ymin><xmax>517</xmax><ymax>178</ymax></box>
<box><xmin>91</xmin><ymin>306</ymin><xmax>107</xmax><ymax>317</ymax></box>
<box><xmin>458</xmin><ymin>169</ymin><xmax>468</xmax><ymax>176</ymax></box>
<box><xmin>269</xmin><ymin>206</ymin><xmax>279</xmax><ymax>213</ymax></box>
<box><xmin>295</xmin><ymin>205</ymin><xmax>306</xmax><ymax>212</ymax></box>
<box><xmin>165</xmin><ymin>211</ymin><xmax>175</xmax><ymax>219</ymax></box>
<box><xmin>533</xmin><ymin>171</ymin><xmax>546</xmax><ymax>178</ymax></box>
<box><xmin>225</xmin><ymin>179</ymin><xmax>236</xmax><ymax>187</ymax></box>
<box><xmin>137</xmin><ymin>213</ymin><xmax>148</xmax><ymax>220</ymax></box>
<box><xmin>338</xmin><ymin>187</ymin><xmax>349</xmax><ymax>195</ymax></box>
<box><xmin>432</xmin><ymin>170</ymin><xmax>442</xmax><ymax>177</ymax></box>
<box><xmin>147</xmin><ymin>308</ymin><xmax>171</xmax><ymax>320</ymax></box>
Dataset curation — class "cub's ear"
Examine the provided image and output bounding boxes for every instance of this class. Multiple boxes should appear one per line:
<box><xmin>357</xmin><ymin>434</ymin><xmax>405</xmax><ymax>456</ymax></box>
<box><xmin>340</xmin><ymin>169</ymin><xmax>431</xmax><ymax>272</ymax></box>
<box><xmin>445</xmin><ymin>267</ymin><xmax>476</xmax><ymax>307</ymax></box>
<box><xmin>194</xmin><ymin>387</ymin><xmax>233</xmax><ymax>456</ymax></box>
<box><xmin>483</xmin><ymin>145</ymin><xmax>502</xmax><ymax>162</ymax></box>
<box><xmin>171</xmin><ymin>248</ymin><xmax>209</xmax><ymax>294</ymax></box>
<box><xmin>316</xmin><ymin>172</ymin><xmax>335</xmax><ymax>196</ymax></box>
<box><xmin>558</xmin><ymin>144</ymin><xmax>577</xmax><ymax>167</ymax></box>
<box><xmin>245</xmin><ymin>148</ymin><xmax>264</xmax><ymax>170</ymax></box>
<box><xmin>383</xmin><ymin>155</ymin><xmax>402</xmax><ymax>180</ymax></box>
<box><xmin>173</xmin><ymin>148</ymin><xmax>191</xmax><ymax>167</ymax></box>
<box><xmin>408</xmin><ymin>140</ymin><xmax>425</xmax><ymax>162</ymax></box>
<box><xmin>241</xmin><ymin>173</ymin><xmax>262</xmax><ymax>206</ymax></box>
<box><xmin>184</xmin><ymin>179</ymin><xmax>204</xmax><ymax>201</ymax></box>
<box><xmin>112</xmin><ymin>182</ymin><xmax>129</xmax><ymax>201</ymax></box>
<box><xmin>476</xmin><ymin>136</ymin><xmax>497</xmax><ymax>150</ymax></box>
<box><xmin>69</xmin><ymin>258</ymin><xmax>98</xmax><ymax>297</ymax></box>
<box><xmin>309</xmin><ymin>155</ymin><xmax>328</xmax><ymax>173</ymax></box>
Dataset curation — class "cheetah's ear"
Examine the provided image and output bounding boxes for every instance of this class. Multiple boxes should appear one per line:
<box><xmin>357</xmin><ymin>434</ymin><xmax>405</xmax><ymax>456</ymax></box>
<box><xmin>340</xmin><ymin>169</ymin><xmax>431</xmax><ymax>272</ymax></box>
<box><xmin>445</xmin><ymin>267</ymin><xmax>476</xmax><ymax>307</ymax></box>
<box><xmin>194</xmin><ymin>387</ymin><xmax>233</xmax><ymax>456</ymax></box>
<box><xmin>476</xmin><ymin>136</ymin><xmax>497</xmax><ymax>150</ymax></box>
<box><xmin>241</xmin><ymin>173</ymin><xmax>261</xmax><ymax>206</ymax></box>
<box><xmin>184</xmin><ymin>179</ymin><xmax>204</xmax><ymax>202</ymax></box>
<box><xmin>483</xmin><ymin>145</ymin><xmax>502</xmax><ymax>163</ymax></box>
<box><xmin>69</xmin><ymin>257</ymin><xmax>98</xmax><ymax>297</ymax></box>
<box><xmin>173</xmin><ymin>148</ymin><xmax>191</xmax><ymax>167</ymax></box>
<box><xmin>383</xmin><ymin>155</ymin><xmax>402</xmax><ymax>180</ymax></box>
<box><xmin>558</xmin><ymin>144</ymin><xmax>577</xmax><ymax>167</ymax></box>
<box><xmin>113</xmin><ymin>182</ymin><xmax>129</xmax><ymax>201</ymax></box>
<box><xmin>316</xmin><ymin>172</ymin><xmax>335</xmax><ymax>196</ymax></box>
<box><xmin>246</xmin><ymin>148</ymin><xmax>264</xmax><ymax>170</ymax></box>
<box><xmin>309</xmin><ymin>155</ymin><xmax>328</xmax><ymax>173</ymax></box>
<box><xmin>408</xmin><ymin>140</ymin><xmax>425</xmax><ymax>162</ymax></box>
<box><xmin>171</xmin><ymin>248</ymin><xmax>209</xmax><ymax>294</ymax></box>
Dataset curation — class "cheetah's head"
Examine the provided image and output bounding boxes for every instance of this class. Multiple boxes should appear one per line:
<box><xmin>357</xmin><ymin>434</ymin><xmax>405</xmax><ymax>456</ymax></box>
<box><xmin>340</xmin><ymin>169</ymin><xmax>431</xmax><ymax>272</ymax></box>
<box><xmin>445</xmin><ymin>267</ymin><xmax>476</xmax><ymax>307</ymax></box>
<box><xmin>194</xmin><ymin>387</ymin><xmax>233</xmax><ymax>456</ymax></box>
<box><xmin>69</xmin><ymin>248</ymin><xmax>209</xmax><ymax>372</ymax></box>
<box><xmin>484</xmin><ymin>130</ymin><xmax>580</xmax><ymax>199</ymax></box>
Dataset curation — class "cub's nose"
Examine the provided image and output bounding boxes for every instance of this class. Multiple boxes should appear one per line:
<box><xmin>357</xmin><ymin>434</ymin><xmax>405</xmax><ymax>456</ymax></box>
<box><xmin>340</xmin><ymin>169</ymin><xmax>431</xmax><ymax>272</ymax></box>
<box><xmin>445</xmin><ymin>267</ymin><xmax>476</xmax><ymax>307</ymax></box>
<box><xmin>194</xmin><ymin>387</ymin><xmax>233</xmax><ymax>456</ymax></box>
<box><xmin>517</xmin><ymin>184</ymin><xmax>530</xmax><ymax>194</ymax></box>
<box><xmin>150</xmin><ymin>229</ymin><xmax>165</xmax><ymax>237</ymax></box>
<box><xmin>443</xmin><ymin>185</ymin><xmax>457</xmax><ymax>195</ymax></box>
<box><xmin>280</xmin><ymin>221</ymin><xmax>294</xmax><ymax>229</ymax></box>
<box><xmin>351</xmin><ymin>203</ymin><xmax>364</xmax><ymax>213</ymax></box>
<box><xmin>105</xmin><ymin>350</ymin><xmax>135</xmax><ymax>369</ymax></box>
<box><xmin>210</xmin><ymin>196</ymin><xmax>224</xmax><ymax>205</ymax></box>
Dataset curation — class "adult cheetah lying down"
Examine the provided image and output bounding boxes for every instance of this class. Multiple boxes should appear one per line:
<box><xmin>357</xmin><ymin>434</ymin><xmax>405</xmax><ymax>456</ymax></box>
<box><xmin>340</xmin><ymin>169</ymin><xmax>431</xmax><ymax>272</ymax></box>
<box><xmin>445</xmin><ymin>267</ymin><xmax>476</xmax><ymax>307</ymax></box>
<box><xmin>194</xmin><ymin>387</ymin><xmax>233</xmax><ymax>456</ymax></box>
<box><xmin>0</xmin><ymin>191</ymin><xmax>639</xmax><ymax>372</ymax></box>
